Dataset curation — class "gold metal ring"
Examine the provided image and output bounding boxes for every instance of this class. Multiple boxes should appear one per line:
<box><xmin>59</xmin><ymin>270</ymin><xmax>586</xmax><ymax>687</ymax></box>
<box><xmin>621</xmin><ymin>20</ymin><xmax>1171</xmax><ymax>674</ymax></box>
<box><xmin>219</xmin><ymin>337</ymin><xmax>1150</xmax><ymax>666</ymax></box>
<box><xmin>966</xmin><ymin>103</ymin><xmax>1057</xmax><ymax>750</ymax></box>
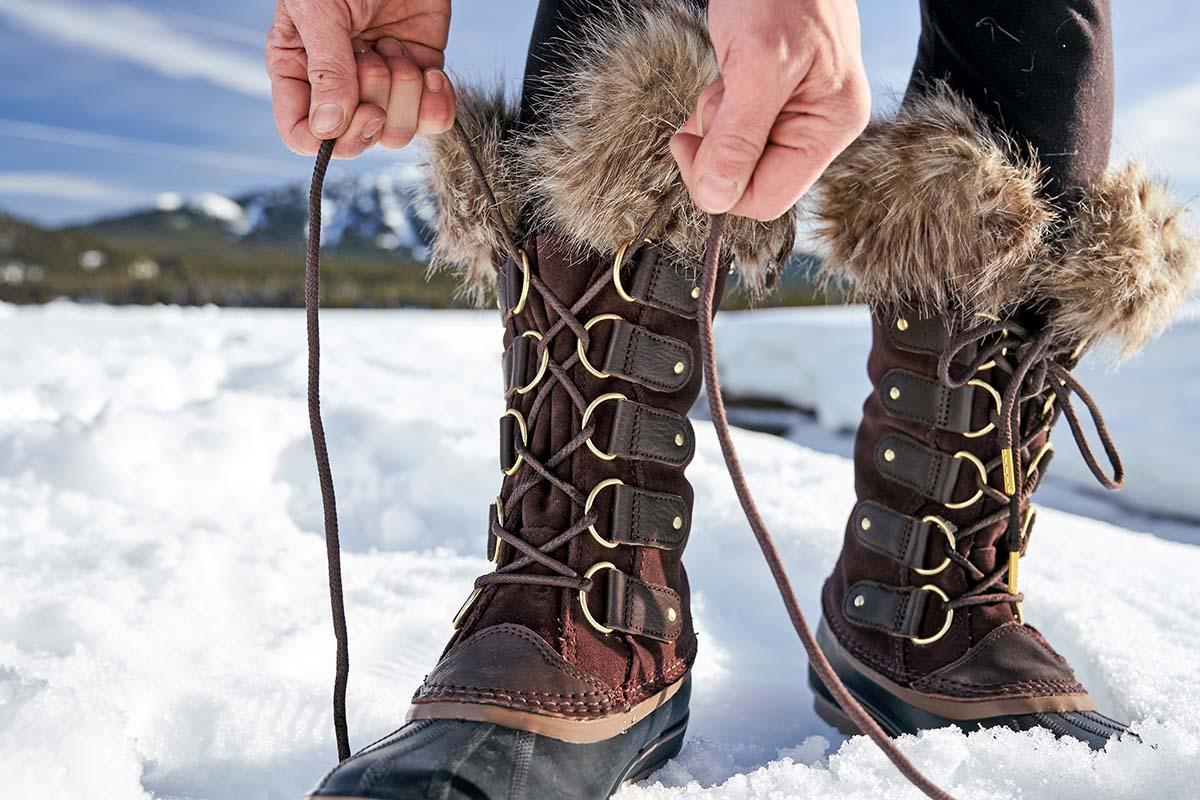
<box><xmin>489</xmin><ymin>497</ymin><xmax>505</xmax><ymax>563</ymax></box>
<box><xmin>914</xmin><ymin>516</ymin><xmax>957</xmax><ymax>576</ymax></box>
<box><xmin>577</xmin><ymin>314</ymin><xmax>623</xmax><ymax>379</ymax></box>
<box><xmin>452</xmin><ymin>586</ymin><xmax>482</xmax><ymax>630</ymax></box>
<box><xmin>1026</xmin><ymin>441</ymin><xmax>1054</xmax><ymax>478</ymax></box>
<box><xmin>613</xmin><ymin>242</ymin><xmax>636</xmax><ymax>303</ymax></box>
<box><xmin>515</xmin><ymin>331</ymin><xmax>550</xmax><ymax>395</ymax></box>
<box><xmin>911</xmin><ymin>583</ymin><xmax>954</xmax><ymax>646</ymax></box>
<box><xmin>944</xmin><ymin>450</ymin><xmax>988</xmax><ymax>509</ymax></box>
<box><xmin>581</xmin><ymin>392</ymin><xmax>626</xmax><ymax>461</ymax></box>
<box><xmin>579</xmin><ymin>561</ymin><xmax>617</xmax><ymax>634</ymax></box>
<box><xmin>501</xmin><ymin>409</ymin><xmax>528</xmax><ymax>475</ymax></box>
<box><xmin>510</xmin><ymin>252</ymin><xmax>531</xmax><ymax>315</ymax></box>
<box><xmin>585</xmin><ymin>478</ymin><xmax>624</xmax><ymax>549</ymax></box>
<box><xmin>963</xmin><ymin>379</ymin><xmax>1002</xmax><ymax>438</ymax></box>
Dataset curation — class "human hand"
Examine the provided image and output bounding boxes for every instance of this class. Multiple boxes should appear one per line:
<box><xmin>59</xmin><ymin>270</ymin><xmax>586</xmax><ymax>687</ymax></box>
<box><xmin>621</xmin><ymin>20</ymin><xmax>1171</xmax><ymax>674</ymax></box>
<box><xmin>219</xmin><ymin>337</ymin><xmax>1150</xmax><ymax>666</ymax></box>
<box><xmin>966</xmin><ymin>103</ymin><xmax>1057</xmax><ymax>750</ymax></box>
<box><xmin>267</xmin><ymin>0</ymin><xmax>454</xmax><ymax>158</ymax></box>
<box><xmin>671</xmin><ymin>0</ymin><xmax>871</xmax><ymax>221</ymax></box>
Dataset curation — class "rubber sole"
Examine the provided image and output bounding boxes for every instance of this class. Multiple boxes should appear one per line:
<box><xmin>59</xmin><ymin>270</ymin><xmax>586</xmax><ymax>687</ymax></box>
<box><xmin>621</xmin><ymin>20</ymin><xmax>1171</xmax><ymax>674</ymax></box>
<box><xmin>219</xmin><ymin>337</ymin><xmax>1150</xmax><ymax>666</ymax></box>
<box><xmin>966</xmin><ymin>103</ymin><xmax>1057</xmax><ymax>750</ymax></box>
<box><xmin>612</xmin><ymin>713</ymin><xmax>688</xmax><ymax>792</ymax></box>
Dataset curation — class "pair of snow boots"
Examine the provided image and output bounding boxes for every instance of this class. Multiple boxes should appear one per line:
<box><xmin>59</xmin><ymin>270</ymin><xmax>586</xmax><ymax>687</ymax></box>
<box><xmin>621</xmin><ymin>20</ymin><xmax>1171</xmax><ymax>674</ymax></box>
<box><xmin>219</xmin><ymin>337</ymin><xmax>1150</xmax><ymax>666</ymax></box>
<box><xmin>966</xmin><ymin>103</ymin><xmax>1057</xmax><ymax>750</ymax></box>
<box><xmin>306</xmin><ymin>4</ymin><xmax>1196</xmax><ymax>799</ymax></box>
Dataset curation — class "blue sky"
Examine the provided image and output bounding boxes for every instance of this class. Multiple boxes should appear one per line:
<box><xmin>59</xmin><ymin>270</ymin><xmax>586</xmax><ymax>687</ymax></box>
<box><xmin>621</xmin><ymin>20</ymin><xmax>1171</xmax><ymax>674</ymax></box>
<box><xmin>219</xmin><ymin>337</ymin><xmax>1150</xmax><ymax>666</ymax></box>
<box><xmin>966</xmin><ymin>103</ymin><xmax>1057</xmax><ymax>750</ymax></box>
<box><xmin>0</xmin><ymin>0</ymin><xmax>1196</xmax><ymax>226</ymax></box>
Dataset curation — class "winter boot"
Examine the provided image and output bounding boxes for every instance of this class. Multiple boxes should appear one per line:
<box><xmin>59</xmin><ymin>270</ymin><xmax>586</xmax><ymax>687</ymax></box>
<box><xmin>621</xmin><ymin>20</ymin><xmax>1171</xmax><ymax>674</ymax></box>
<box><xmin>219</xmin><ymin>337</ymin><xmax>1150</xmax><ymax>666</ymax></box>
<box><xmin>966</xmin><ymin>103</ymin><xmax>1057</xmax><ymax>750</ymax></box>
<box><xmin>808</xmin><ymin>87</ymin><xmax>1197</xmax><ymax>747</ymax></box>
<box><xmin>306</xmin><ymin>5</ymin><xmax>794</xmax><ymax>798</ymax></box>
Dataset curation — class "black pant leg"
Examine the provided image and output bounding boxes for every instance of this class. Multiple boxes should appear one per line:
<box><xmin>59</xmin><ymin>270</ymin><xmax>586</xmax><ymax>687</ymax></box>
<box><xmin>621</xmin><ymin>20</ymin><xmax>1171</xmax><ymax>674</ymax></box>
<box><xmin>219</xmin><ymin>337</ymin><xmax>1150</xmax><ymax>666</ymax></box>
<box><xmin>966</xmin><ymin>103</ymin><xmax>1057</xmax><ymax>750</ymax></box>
<box><xmin>908</xmin><ymin>0</ymin><xmax>1114</xmax><ymax>200</ymax></box>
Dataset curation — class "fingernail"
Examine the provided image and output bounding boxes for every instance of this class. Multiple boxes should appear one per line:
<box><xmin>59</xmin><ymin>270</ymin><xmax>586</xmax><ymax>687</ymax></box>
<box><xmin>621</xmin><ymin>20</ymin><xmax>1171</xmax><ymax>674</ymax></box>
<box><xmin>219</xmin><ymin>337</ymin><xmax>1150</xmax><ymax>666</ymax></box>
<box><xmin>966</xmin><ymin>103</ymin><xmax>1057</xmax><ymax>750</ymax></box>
<box><xmin>424</xmin><ymin>70</ymin><xmax>446</xmax><ymax>93</ymax></box>
<box><xmin>311</xmin><ymin>103</ymin><xmax>343</xmax><ymax>135</ymax></box>
<box><xmin>363</xmin><ymin>119</ymin><xmax>384</xmax><ymax>142</ymax></box>
<box><xmin>697</xmin><ymin>175</ymin><xmax>738</xmax><ymax>212</ymax></box>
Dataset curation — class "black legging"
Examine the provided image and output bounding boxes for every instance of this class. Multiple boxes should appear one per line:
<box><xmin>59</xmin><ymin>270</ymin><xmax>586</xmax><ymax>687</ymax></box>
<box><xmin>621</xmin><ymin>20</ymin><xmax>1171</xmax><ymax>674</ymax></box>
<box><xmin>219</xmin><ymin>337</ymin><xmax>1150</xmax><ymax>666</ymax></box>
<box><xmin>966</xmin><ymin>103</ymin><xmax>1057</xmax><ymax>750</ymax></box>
<box><xmin>516</xmin><ymin>0</ymin><xmax>1113</xmax><ymax>201</ymax></box>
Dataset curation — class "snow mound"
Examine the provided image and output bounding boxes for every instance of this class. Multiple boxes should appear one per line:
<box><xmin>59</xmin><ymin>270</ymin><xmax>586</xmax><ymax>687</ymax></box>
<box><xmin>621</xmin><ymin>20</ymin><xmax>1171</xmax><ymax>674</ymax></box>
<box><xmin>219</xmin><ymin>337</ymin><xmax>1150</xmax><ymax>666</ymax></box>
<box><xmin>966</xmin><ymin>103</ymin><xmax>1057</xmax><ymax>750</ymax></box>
<box><xmin>0</xmin><ymin>304</ymin><xmax>1196</xmax><ymax>799</ymax></box>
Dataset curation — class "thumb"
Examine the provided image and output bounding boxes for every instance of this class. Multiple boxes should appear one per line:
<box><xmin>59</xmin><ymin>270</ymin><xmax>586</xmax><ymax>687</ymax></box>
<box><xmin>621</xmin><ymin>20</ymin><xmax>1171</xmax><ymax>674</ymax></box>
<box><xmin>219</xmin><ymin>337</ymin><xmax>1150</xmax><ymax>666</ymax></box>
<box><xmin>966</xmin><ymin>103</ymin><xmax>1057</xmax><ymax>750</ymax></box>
<box><xmin>293</xmin><ymin>6</ymin><xmax>359</xmax><ymax>139</ymax></box>
<box><xmin>689</xmin><ymin>70</ymin><xmax>782</xmax><ymax>214</ymax></box>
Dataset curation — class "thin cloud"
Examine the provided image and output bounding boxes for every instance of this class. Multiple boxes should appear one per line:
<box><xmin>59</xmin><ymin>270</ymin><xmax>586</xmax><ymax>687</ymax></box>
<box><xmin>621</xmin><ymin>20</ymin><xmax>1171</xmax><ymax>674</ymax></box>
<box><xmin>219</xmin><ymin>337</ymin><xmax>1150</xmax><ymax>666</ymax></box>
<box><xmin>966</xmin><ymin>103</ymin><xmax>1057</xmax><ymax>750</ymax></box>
<box><xmin>1117</xmin><ymin>78</ymin><xmax>1200</xmax><ymax>181</ymax></box>
<box><xmin>0</xmin><ymin>172</ymin><xmax>143</xmax><ymax>204</ymax></box>
<box><xmin>0</xmin><ymin>0</ymin><xmax>269</xmax><ymax>97</ymax></box>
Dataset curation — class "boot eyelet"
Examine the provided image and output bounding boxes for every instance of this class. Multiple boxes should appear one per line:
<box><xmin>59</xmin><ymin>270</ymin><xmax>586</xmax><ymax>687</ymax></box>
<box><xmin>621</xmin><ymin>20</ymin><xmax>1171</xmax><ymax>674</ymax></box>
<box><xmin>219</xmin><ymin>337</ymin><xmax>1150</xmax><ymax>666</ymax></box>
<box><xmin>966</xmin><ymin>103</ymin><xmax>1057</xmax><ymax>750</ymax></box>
<box><xmin>582</xmin><ymin>392</ymin><xmax>626</xmax><ymax>461</ymax></box>
<box><xmin>914</xmin><ymin>516</ymin><xmax>957</xmax><ymax>576</ymax></box>
<box><xmin>577</xmin><ymin>313</ymin><xmax>624</xmax><ymax>379</ymax></box>
<box><xmin>510</xmin><ymin>252</ymin><xmax>531</xmax><ymax>316</ymax></box>
<box><xmin>944</xmin><ymin>450</ymin><xmax>988</xmax><ymax>509</ymax></box>
<box><xmin>962</xmin><ymin>378</ymin><xmax>1002</xmax><ymax>438</ymax></box>
<box><xmin>579</xmin><ymin>561</ymin><xmax>618</xmax><ymax>634</ymax></box>
<box><xmin>452</xmin><ymin>586</ymin><xmax>483</xmax><ymax>630</ymax></box>
<box><xmin>515</xmin><ymin>331</ymin><xmax>550</xmax><ymax>395</ymax></box>
<box><xmin>585</xmin><ymin>478</ymin><xmax>623</xmax><ymax>549</ymax></box>
<box><xmin>501</xmin><ymin>409</ymin><xmax>528</xmax><ymax>476</ymax></box>
<box><xmin>911</xmin><ymin>583</ymin><xmax>953</xmax><ymax>646</ymax></box>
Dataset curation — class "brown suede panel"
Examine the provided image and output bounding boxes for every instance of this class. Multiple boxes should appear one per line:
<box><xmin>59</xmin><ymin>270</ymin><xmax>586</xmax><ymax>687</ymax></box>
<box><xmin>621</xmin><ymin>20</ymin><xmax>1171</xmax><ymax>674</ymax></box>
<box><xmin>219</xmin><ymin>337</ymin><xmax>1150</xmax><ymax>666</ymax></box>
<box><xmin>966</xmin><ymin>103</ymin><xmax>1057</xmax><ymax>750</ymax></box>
<box><xmin>424</xmin><ymin>235</ymin><xmax>720</xmax><ymax>720</ymax></box>
<box><xmin>823</xmin><ymin>307</ymin><xmax>1080</xmax><ymax>699</ymax></box>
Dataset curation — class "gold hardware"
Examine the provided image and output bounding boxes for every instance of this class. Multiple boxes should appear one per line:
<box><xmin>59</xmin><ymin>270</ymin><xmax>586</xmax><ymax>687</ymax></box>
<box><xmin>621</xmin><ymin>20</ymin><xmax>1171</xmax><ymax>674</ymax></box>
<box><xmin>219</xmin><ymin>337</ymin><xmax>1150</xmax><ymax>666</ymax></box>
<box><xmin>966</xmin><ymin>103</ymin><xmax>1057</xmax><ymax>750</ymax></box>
<box><xmin>667</xmin><ymin>608</ymin><xmax>677</xmax><ymax>623</ymax></box>
<box><xmin>1026</xmin><ymin>441</ymin><xmax>1054</xmax><ymax>478</ymax></box>
<box><xmin>1008</xmin><ymin>551</ymin><xmax>1024</xmax><ymax>624</ymax></box>
<box><xmin>510</xmin><ymin>252</ymin><xmax>531</xmax><ymax>315</ymax></box>
<box><xmin>944</xmin><ymin>450</ymin><xmax>988</xmax><ymax>509</ymax></box>
<box><xmin>690</xmin><ymin>287</ymin><xmax>701</xmax><ymax>300</ymax></box>
<box><xmin>585</xmin><ymin>478</ymin><xmax>624</xmax><ymax>549</ymax></box>
<box><xmin>883</xmin><ymin>448</ymin><xmax>896</xmax><ymax>463</ymax></box>
<box><xmin>963</xmin><ymin>379</ymin><xmax>1002</xmax><ymax>438</ymax></box>
<box><xmin>579</xmin><ymin>561</ymin><xmax>617</xmax><ymax>634</ymax></box>
<box><xmin>515</xmin><ymin>331</ymin><xmax>550</xmax><ymax>395</ymax></box>
<box><xmin>612</xmin><ymin>242</ymin><xmax>636</xmax><ymax>303</ymax></box>
<box><xmin>889</xmin><ymin>386</ymin><xmax>901</xmax><ymax>400</ymax></box>
<box><xmin>489</xmin><ymin>497</ymin><xmax>505</xmax><ymax>563</ymax></box>
<box><xmin>582</xmin><ymin>392</ymin><xmax>625</xmax><ymax>461</ymax></box>
<box><xmin>452</xmin><ymin>587</ymin><xmax>482</xmax><ymax>629</ymax></box>
<box><xmin>914</xmin><ymin>516</ymin><xmax>957</xmax><ymax>576</ymax></box>
<box><xmin>672</xmin><ymin>515</ymin><xmax>683</xmax><ymax>530</ymax></box>
<box><xmin>853</xmin><ymin>594</ymin><xmax>866</xmax><ymax>608</ymax></box>
<box><xmin>1042</xmin><ymin>394</ymin><xmax>1057</xmax><ymax>418</ymax></box>
<box><xmin>1001</xmin><ymin>447</ymin><xmax>1017</xmax><ymax>495</ymax></box>
<box><xmin>896</xmin><ymin>318</ymin><xmax>909</xmax><ymax>332</ymax></box>
<box><xmin>577</xmin><ymin>313</ymin><xmax>624</xmax><ymax>379</ymax></box>
<box><xmin>674</xmin><ymin>433</ymin><xmax>685</xmax><ymax>447</ymax></box>
<box><xmin>501</xmin><ymin>409</ymin><xmax>528</xmax><ymax>475</ymax></box>
<box><xmin>860</xmin><ymin>516</ymin><xmax>872</xmax><ymax>531</ymax></box>
<box><xmin>912</xmin><ymin>584</ymin><xmax>954</xmax><ymax>646</ymax></box>
<box><xmin>673</xmin><ymin>361</ymin><xmax>686</xmax><ymax>375</ymax></box>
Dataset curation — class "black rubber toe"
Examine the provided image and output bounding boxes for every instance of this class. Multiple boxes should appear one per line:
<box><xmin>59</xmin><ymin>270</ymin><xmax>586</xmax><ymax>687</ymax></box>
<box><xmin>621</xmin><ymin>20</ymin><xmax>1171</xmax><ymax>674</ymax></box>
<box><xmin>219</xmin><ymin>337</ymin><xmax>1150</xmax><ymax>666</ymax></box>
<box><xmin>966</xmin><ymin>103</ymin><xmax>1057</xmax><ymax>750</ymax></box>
<box><xmin>307</xmin><ymin>679</ymin><xmax>691</xmax><ymax>800</ymax></box>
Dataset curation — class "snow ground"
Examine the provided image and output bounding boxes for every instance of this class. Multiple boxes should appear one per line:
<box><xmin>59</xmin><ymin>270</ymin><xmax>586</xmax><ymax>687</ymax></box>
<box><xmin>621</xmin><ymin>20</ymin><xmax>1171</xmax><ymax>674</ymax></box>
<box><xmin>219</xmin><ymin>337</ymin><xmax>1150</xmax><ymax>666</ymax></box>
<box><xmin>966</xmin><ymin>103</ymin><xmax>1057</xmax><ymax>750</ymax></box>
<box><xmin>1</xmin><ymin>303</ymin><xmax>1198</xmax><ymax>800</ymax></box>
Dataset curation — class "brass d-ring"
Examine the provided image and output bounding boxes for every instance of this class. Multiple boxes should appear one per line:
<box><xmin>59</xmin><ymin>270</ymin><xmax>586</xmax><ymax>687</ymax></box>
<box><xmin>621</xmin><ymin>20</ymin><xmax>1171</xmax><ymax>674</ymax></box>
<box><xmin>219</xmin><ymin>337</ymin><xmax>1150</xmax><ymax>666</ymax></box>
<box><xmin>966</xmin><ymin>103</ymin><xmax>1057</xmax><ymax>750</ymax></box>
<box><xmin>911</xmin><ymin>583</ymin><xmax>954</xmax><ymax>646</ymax></box>
<box><xmin>489</xmin><ymin>497</ymin><xmax>505</xmax><ymax>563</ymax></box>
<box><xmin>1026</xmin><ymin>441</ymin><xmax>1054</xmax><ymax>478</ymax></box>
<box><xmin>944</xmin><ymin>450</ymin><xmax>988</xmax><ymax>509</ymax></box>
<box><xmin>516</xmin><ymin>331</ymin><xmax>549</xmax><ymax>395</ymax></box>
<box><xmin>510</xmin><ymin>252</ymin><xmax>531</xmax><ymax>315</ymax></box>
<box><xmin>579</xmin><ymin>561</ymin><xmax>618</xmax><ymax>634</ymax></box>
<box><xmin>963</xmin><ymin>379</ymin><xmax>1002</xmax><ymax>438</ymax></box>
<box><xmin>452</xmin><ymin>586</ymin><xmax>482</xmax><ymax>630</ymax></box>
<box><xmin>613</xmin><ymin>242</ymin><xmax>635</xmax><ymax>303</ymax></box>
<box><xmin>581</xmin><ymin>392</ymin><xmax>626</xmax><ymax>461</ymax></box>
<box><xmin>501</xmin><ymin>408</ymin><xmax>528</xmax><ymax>476</ymax></box>
<box><xmin>914</xmin><ymin>516</ymin><xmax>957</xmax><ymax>576</ymax></box>
<box><xmin>577</xmin><ymin>313</ymin><xmax>623</xmax><ymax>379</ymax></box>
<box><xmin>585</xmin><ymin>479</ymin><xmax>624</xmax><ymax>549</ymax></box>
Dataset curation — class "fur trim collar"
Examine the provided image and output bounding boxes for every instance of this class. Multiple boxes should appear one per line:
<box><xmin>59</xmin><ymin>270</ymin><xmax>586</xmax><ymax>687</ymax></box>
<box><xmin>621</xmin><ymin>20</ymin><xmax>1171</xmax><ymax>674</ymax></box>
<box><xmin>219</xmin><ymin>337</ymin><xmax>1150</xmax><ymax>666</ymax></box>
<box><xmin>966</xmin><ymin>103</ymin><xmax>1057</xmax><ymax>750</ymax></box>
<box><xmin>815</xmin><ymin>86</ymin><xmax>1197</xmax><ymax>356</ymax></box>
<box><xmin>425</xmin><ymin>0</ymin><xmax>795</xmax><ymax>301</ymax></box>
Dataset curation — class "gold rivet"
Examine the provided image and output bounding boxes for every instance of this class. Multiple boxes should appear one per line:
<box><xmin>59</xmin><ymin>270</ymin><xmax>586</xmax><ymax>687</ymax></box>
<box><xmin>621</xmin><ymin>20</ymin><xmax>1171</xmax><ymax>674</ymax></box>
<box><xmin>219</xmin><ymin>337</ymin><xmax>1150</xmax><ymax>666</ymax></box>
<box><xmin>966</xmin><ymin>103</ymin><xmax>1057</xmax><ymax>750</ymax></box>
<box><xmin>854</xmin><ymin>594</ymin><xmax>866</xmax><ymax>608</ymax></box>
<box><xmin>889</xmin><ymin>386</ymin><xmax>901</xmax><ymax>400</ymax></box>
<box><xmin>673</xmin><ymin>516</ymin><xmax>683</xmax><ymax>530</ymax></box>
<box><xmin>673</xmin><ymin>361</ymin><xmax>685</xmax><ymax>375</ymax></box>
<box><xmin>690</xmin><ymin>287</ymin><xmax>701</xmax><ymax>299</ymax></box>
<box><xmin>860</xmin><ymin>517</ymin><xmax>872</xmax><ymax>531</ymax></box>
<box><xmin>884</xmin><ymin>448</ymin><xmax>896</xmax><ymax>462</ymax></box>
<box><xmin>896</xmin><ymin>318</ymin><xmax>909</xmax><ymax>332</ymax></box>
<box><xmin>667</xmin><ymin>608</ymin><xmax>678</xmax><ymax>622</ymax></box>
<box><xmin>674</xmin><ymin>433</ymin><xmax>685</xmax><ymax>447</ymax></box>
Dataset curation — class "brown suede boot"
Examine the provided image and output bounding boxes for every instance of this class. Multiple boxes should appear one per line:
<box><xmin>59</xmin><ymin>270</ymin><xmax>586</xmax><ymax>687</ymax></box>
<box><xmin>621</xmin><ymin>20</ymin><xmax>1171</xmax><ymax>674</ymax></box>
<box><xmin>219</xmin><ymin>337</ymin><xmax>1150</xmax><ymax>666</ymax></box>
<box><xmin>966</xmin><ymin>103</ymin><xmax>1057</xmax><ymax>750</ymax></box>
<box><xmin>307</xmin><ymin>5</ymin><xmax>793</xmax><ymax>798</ymax></box>
<box><xmin>809</xmin><ymin>87</ymin><xmax>1198</xmax><ymax>747</ymax></box>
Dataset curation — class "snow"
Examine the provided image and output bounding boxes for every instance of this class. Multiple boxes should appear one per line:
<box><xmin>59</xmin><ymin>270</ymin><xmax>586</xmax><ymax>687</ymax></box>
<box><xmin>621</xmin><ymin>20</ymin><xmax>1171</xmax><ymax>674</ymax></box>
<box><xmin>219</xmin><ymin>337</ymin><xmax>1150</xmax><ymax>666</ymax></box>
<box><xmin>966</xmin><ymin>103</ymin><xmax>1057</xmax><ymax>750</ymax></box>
<box><xmin>1</xmin><ymin>303</ymin><xmax>1197</xmax><ymax>800</ymax></box>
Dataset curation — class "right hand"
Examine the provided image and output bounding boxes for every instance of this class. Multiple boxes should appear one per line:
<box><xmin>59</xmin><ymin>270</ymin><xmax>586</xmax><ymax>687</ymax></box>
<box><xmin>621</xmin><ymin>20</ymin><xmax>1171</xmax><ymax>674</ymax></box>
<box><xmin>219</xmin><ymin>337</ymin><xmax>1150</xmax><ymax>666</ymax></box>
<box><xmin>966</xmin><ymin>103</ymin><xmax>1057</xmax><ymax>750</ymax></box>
<box><xmin>267</xmin><ymin>0</ymin><xmax>454</xmax><ymax>158</ymax></box>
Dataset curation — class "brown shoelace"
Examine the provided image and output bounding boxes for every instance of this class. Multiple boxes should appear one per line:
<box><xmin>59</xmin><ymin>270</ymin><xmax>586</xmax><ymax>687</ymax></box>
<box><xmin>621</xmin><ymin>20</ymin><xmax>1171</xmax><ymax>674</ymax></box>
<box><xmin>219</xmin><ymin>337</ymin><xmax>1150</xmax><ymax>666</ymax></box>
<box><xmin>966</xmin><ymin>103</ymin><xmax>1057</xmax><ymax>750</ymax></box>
<box><xmin>305</xmin><ymin>129</ymin><xmax>958</xmax><ymax>800</ymax></box>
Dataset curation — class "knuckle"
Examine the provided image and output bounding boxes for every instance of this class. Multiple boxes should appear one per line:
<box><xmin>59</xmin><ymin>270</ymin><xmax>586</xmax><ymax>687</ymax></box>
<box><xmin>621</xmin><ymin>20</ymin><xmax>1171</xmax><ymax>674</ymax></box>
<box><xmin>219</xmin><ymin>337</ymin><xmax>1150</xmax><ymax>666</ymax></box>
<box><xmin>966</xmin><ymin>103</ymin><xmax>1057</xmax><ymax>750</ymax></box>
<box><xmin>713</xmin><ymin>130</ymin><xmax>764</xmax><ymax>167</ymax></box>
<box><xmin>358</xmin><ymin>61</ymin><xmax>390</xmax><ymax>84</ymax></box>
<box><xmin>381</xmin><ymin>127</ymin><xmax>415</xmax><ymax>149</ymax></box>
<box><xmin>307</xmin><ymin>59</ymin><xmax>353</xmax><ymax>91</ymax></box>
<box><xmin>386</xmin><ymin>57</ymin><xmax>422</xmax><ymax>83</ymax></box>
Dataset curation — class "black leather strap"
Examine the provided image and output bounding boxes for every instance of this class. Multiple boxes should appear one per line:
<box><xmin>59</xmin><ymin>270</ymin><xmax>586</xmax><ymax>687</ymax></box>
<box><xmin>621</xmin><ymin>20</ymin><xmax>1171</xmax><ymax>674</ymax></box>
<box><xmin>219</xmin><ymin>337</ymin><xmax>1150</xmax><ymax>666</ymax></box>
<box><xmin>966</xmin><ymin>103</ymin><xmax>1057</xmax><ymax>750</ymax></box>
<box><xmin>609</xmin><ymin>484</ymin><xmax>689</xmax><ymax>549</ymax></box>
<box><xmin>622</xmin><ymin>246</ymin><xmax>700</xmax><ymax>319</ymax></box>
<box><xmin>876</xmin><ymin>434</ymin><xmax>965</xmax><ymax>505</ymax></box>
<box><xmin>879</xmin><ymin>369</ymin><xmax>980</xmax><ymax>434</ymax></box>
<box><xmin>852</xmin><ymin>501</ymin><xmax>947</xmax><ymax>570</ymax></box>
<box><xmin>882</xmin><ymin>309</ymin><xmax>976</xmax><ymax>364</ymax></box>
<box><xmin>496</xmin><ymin>255</ymin><xmax>523</xmax><ymax>315</ymax></box>
<box><xmin>602</xmin><ymin>568</ymin><xmax>682</xmax><ymax>642</ymax></box>
<box><xmin>587</xmin><ymin>318</ymin><xmax>694</xmax><ymax>393</ymax></box>
<box><xmin>843</xmin><ymin>580</ymin><xmax>933</xmax><ymax>639</ymax></box>
<box><xmin>602</xmin><ymin>398</ymin><xmax>694</xmax><ymax>466</ymax></box>
<box><xmin>502</xmin><ymin>335</ymin><xmax>534</xmax><ymax>393</ymax></box>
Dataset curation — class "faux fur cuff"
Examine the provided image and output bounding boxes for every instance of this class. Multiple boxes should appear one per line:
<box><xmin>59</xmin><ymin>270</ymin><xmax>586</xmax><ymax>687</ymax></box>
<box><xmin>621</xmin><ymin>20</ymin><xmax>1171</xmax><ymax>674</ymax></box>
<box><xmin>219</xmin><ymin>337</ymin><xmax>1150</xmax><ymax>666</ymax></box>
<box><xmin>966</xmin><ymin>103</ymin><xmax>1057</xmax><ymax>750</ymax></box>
<box><xmin>815</xmin><ymin>86</ymin><xmax>1198</xmax><ymax>356</ymax></box>
<box><xmin>425</xmin><ymin>0</ymin><xmax>795</xmax><ymax>301</ymax></box>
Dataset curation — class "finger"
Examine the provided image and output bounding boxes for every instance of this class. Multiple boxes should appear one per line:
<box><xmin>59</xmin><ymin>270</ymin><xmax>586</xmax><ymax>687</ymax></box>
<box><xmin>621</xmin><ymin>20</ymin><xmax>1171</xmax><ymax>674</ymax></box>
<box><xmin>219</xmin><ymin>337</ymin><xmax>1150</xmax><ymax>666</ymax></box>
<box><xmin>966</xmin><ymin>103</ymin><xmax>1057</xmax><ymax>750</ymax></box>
<box><xmin>678</xmin><ymin>78</ymin><xmax>722</xmax><ymax>139</ymax></box>
<box><xmin>416</xmin><ymin>69</ymin><xmax>456</xmax><ymax>137</ymax></box>
<box><xmin>727</xmin><ymin>116</ymin><xmax>841</xmax><ymax>221</ymax></box>
<box><xmin>355</xmin><ymin>40</ymin><xmax>391</xmax><ymax>110</ymax></box>
<box><xmin>331</xmin><ymin>103</ymin><xmax>387</xmax><ymax>159</ymax></box>
<box><xmin>267</xmin><ymin>26</ymin><xmax>322</xmax><ymax>156</ymax></box>
<box><xmin>689</xmin><ymin>65</ymin><xmax>788</xmax><ymax>213</ymax></box>
<box><xmin>289</xmin><ymin>4</ymin><xmax>358</xmax><ymax>139</ymax></box>
<box><xmin>375</xmin><ymin>38</ymin><xmax>423</xmax><ymax>149</ymax></box>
